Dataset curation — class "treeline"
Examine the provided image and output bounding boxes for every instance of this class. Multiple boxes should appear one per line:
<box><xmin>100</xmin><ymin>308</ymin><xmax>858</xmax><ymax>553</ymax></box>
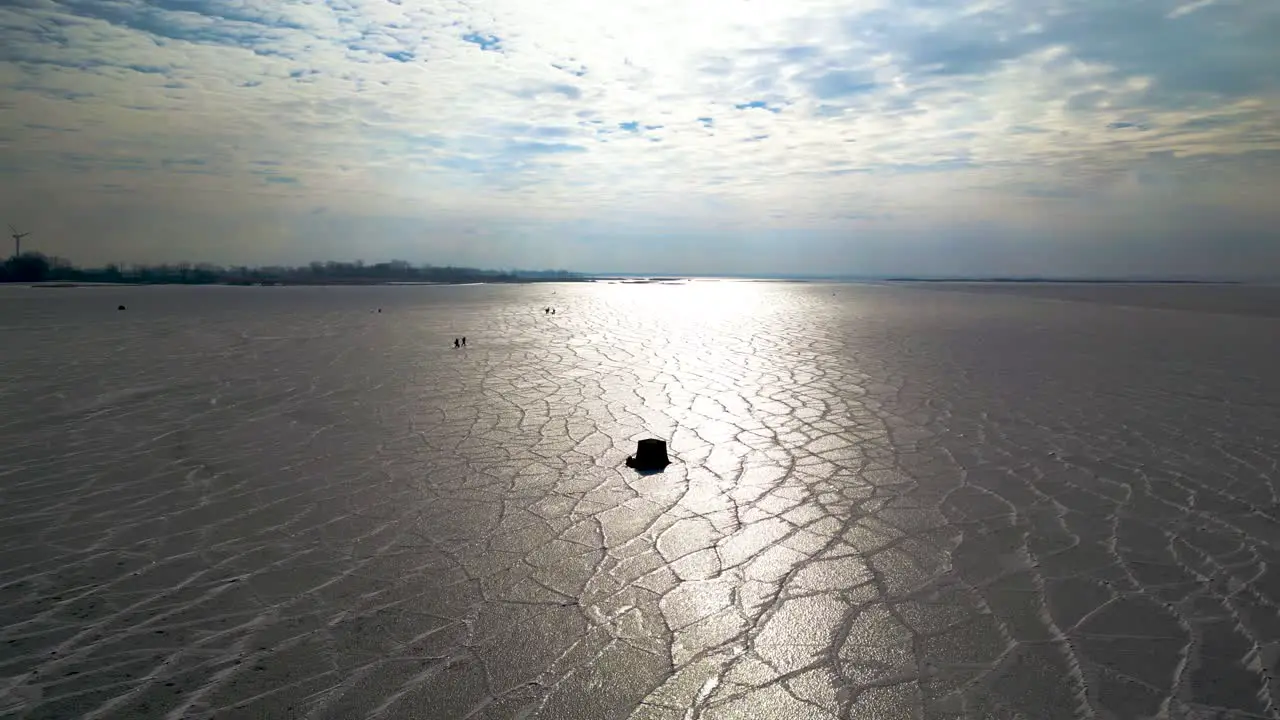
<box><xmin>0</xmin><ymin>253</ymin><xmax>584</xmax><ymax>285</ymax></box>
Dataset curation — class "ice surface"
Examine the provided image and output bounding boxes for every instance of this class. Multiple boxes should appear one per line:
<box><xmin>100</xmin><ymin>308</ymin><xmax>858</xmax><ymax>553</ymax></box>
<box><xmin>2</xmin><ymin>281</ymin><xmax>1280</xmax><ymax>719</ymax></box>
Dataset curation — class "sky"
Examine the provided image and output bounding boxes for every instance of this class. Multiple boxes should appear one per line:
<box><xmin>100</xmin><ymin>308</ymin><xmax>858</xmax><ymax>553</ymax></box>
<box><xmin>0</xmin><ymin>0</ymin><xmax>1278</xmax><ymax>277</ymax></box>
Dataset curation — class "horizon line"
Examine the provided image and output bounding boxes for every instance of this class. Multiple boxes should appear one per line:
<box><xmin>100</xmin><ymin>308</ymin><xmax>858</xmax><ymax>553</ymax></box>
<box><xmin>5</xmin><ymin>253</ymin><xmax>1275</xmax><ymax>284</ymax></box>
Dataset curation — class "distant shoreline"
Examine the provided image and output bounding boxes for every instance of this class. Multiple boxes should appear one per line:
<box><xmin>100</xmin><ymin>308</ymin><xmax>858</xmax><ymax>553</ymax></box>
<box><xmin>19</xmin><ymin>278</ymin><xmax>592</xmax><ymax>288</ymax></box>
<box><xmin>587</xmin><ymin>274</ymin><xmax>1251</xmax><ymax>284</ymax></box>
<box><xmin>9</xmin><ymin>277</ymin><xmax>1254</xmax><ymax>289</ymax></box>
<box><xmin>882</xmin><ymin>278</ymin><xmax>1241</xmax><ymax>284</ymax></box>
<box><xmin>1</xmin><ymin>254</ymin><xmax>588</xmax><ymax>286</ymax></box>
<box><xmin>588</xmin><ymin>277</ymin><xmax>1249</xmax><ymax>285</ymax></box>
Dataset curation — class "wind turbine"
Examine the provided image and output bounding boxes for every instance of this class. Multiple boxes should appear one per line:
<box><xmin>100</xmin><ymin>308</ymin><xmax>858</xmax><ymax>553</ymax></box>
<box><xmin>9</xmin><ymin>224</ymin><xmax>30</xmax><ymax>257</ymax></box>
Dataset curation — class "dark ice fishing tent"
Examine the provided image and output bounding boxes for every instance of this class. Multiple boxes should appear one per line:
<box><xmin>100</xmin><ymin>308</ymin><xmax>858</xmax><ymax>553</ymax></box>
<box><xmin>626</xmin><ymin>438</ymin><xmax>671</xmax><ymax>470</ymax></box>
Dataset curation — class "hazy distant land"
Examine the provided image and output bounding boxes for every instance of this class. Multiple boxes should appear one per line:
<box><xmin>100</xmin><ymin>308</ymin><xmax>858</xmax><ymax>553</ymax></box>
<box><xmin>7</xmin><ymin>250</ymin><xmax>1267</xmax><ymax>288</ymax></box>
<box><xmin>0</xmin><ymin>253</ymin><xmax>585</xmax><ymax>286</ymax></box>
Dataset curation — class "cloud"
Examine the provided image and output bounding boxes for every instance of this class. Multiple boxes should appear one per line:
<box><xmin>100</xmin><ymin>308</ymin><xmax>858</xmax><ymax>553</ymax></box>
<box><xmin>1167</xmin><ymin>0</ymin><xmax>1219</xmax><ymax>19</ymax></box>
<box><xmin>513</xmin><ymin>82</ymin><xmax>582</xmax><ymax>101</ymax></box>
<box><xmin>0</xmin><ymin>0</ymin><xmax>1276</xmax><ymax>276</ymax></box>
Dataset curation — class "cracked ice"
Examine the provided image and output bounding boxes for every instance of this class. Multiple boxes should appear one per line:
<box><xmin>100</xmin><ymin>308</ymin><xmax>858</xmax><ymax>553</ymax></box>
<box><xmin>2</xmin><ymin>281</ymin><xmax>1280</xmax><ymax>719</ymax></box>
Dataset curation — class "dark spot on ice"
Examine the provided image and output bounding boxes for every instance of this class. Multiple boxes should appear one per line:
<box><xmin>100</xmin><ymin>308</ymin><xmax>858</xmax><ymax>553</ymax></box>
<box><xmin>118</xmin><ymin>305</ymin><xmax>126</xmax><ymax>310</ymax></box>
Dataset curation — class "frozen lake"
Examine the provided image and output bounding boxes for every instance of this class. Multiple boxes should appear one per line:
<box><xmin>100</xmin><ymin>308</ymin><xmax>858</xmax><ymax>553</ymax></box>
<box><xmin>2</xmin><ymin>281</ymin><xmax>1280</xmax><ymax>719</ymax></box>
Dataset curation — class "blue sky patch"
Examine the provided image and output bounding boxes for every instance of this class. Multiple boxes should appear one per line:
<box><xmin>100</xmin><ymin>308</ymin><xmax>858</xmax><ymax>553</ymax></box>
<box><xmin>734</xmin><ymin>100</ymin><xmax>781</xmax><ymax>113</ymax></box>
<box><xmin>461</xmin><ymin>32</ymin><xmax>501</xmax><ymax>51</ymax></box>
<box><xmin>507</xmin><ymin>141</ymin><xmax>587</xmax><ymax>154</ymax></box>
<box><xmin>810</xmin><ymin>71</ymin><xmax>877</xmax><ymax>99</ymax></box>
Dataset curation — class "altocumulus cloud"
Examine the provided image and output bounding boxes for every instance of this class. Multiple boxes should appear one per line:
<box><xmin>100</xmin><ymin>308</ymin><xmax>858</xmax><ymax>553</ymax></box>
<box><xmin>0</xmin><ymin>0</ymin><xmax>1277</xmax><ymax>276</ymax></box>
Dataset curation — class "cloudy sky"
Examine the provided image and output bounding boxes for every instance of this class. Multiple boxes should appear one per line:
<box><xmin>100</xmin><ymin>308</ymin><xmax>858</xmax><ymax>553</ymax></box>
<box><xmin>1</xmin><ymin>0</ymin><xmax>1278</xmax><ymax>277</ymax></box>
